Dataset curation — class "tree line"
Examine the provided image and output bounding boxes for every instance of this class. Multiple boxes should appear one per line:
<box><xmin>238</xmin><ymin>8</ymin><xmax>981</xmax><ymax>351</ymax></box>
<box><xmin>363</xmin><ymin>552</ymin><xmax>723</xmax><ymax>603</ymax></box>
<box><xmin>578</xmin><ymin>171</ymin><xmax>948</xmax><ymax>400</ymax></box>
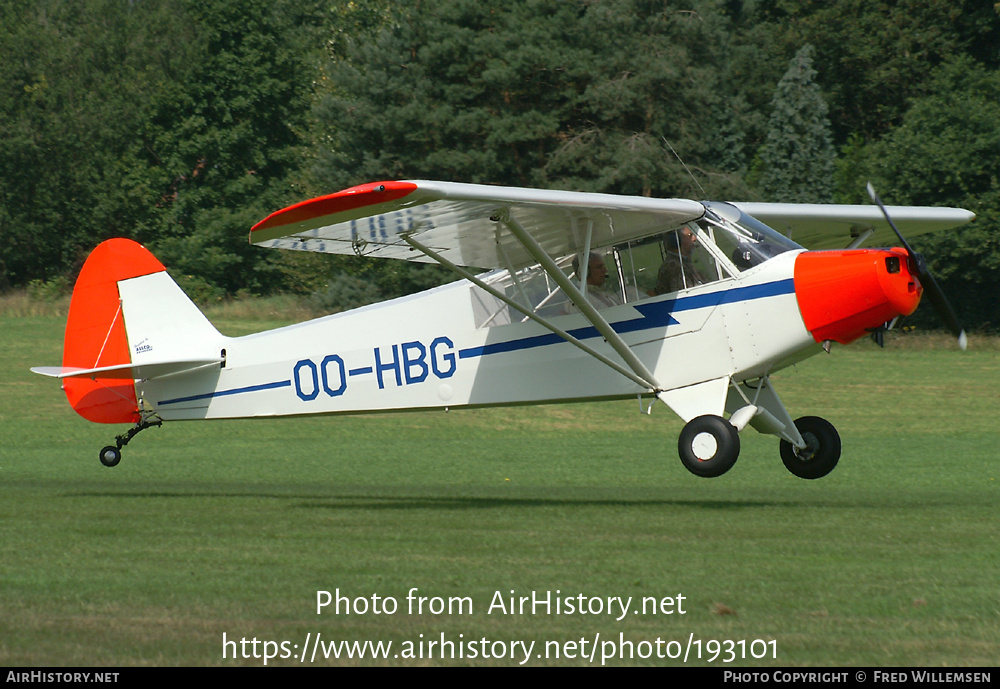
<box><xmin>2</xmin><ymin>0</ymin><xmax>998</xmax><ymax>329</ymax></box>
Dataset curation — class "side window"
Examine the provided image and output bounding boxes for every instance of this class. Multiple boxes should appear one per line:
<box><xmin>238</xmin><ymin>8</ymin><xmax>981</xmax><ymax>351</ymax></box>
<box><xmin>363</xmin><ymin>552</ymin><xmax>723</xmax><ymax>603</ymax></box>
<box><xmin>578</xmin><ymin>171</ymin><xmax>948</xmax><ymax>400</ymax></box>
<box><xmin>469</xmin><ymin>258</ymin><xmax>576</xmax><ymax>327</ymax></box>
<box><xmin>614</xmin><ymin>240</ymin><xmax>662</xmax><ymax>300</ymax></box>
<box><xmin>615</xmin><ymin>225</ymin><xmax>729</xmax><ymax>299</ymax></box>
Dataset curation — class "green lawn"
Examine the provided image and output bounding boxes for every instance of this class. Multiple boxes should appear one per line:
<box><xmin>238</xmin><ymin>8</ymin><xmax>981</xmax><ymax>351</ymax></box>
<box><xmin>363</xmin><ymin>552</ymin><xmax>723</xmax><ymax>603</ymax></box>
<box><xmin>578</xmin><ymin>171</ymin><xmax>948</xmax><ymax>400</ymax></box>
<box><xmin>1</xmin><ymin>315</ymin><xmax>997</xmax><ymax>666</ymax></box>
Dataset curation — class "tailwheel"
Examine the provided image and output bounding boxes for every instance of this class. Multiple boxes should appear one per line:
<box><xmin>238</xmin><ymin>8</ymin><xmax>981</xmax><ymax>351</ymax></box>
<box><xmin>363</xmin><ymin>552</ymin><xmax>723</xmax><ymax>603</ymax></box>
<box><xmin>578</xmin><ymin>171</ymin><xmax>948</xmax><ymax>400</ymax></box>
<box><xmin>99</xmin><ymin>446</ymin><xmax>122</xmax><ymax>467</ymax></box>
<box><xmin>97</xmin><ymin>413</ymin><xmax>162</xmax><ymax>468</ymax></box>
<box><xmin>780</xmin><ymin>416</ymin><xmax>841</xmax><ymax>479</ymax></box>
<box><xmin>678</xmin><ymin>414</ymin><xmax>741</xmax><ymax>478</ymax></box>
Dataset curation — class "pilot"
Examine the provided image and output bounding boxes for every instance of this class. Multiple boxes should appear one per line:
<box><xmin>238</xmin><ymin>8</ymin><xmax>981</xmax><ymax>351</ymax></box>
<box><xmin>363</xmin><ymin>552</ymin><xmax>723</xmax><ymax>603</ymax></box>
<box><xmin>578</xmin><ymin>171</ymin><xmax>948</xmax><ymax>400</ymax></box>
<box><xmin>654</xmin><ymin>226</ymin><xmax>703</xmax><ymax>295</ymax></box>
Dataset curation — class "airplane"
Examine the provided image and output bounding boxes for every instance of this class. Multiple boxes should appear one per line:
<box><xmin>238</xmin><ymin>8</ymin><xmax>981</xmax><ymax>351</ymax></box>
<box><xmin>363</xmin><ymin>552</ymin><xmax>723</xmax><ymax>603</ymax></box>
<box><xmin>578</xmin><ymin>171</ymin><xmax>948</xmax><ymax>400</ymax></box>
<box><xmin>31</xmin><ymin>180</ymin><xmax>974</xmax><ymax>479</ymax></box>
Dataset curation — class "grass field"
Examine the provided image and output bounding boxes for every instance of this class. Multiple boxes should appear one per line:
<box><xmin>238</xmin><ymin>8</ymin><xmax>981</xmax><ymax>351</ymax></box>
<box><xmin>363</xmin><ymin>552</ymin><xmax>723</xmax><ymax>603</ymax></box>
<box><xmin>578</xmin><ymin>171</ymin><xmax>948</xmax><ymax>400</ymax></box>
<box><xmin>1</xmin><ymin>308</ymin><xmax>998</xmax><ymax>666</ymax></box>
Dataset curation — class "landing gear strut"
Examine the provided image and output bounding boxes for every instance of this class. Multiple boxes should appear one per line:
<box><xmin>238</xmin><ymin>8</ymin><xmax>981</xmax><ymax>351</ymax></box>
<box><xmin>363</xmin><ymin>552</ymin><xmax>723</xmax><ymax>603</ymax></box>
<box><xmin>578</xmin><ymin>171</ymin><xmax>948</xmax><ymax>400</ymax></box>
<box><xmin>98</xmin><ymin>413</ymin><xmax>162</xmax><ymax>467</ymax></box>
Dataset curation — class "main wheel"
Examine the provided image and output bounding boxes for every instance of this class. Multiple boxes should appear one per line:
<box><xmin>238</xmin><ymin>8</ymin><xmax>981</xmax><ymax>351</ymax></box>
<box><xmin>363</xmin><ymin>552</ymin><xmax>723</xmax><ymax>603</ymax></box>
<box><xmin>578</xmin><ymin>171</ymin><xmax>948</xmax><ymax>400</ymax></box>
<box><xmin>99</xmin><ymin>446</ymin><xmax>122</xmax><ymax>468</ymax></box>
<box><xmin>779</xmin><ymin>416</ymin><xmax>840</xmax><ymax>479</ymax></box>
<box><xmin>678</xmin><ymin>415</ymin><xmax>741</xmax><ymax>478</ymax></box>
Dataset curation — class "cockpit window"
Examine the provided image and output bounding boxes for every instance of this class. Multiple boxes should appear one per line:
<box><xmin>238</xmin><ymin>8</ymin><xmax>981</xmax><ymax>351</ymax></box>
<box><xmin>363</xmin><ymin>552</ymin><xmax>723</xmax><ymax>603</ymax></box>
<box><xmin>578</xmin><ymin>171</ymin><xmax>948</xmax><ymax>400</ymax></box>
<box><xmin>613</xmin><ymin>224</ymin><xmax>723</xmax><ymax>298</ymax></box>
<box><xmin>469</xmin><ymin>203</ymin><xmax>804</xmax><ymax>328</ymax></box>
<box><xmin>612</xmin><ymin>203</ymin><xmax>803</xmax><ymax>300</ymax></box>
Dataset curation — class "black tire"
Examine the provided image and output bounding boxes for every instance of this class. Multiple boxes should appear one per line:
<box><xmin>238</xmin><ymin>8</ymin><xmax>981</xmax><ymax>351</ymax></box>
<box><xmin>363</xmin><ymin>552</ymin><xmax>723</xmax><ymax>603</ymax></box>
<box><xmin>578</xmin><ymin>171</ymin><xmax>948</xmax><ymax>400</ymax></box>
<box><xmin>678</xmin><ymin>415</ymin><xmax>741</xmax><ymax>478</ymax></box>
<box><xmin>99</xmin><ymin>446</ymin><xmax>122</xmax><ymax>468</ymax></box>
<box><xmin>779</xmin><ymin>416</ymin><xmax>840</xmax><ymax>479</ymax></box>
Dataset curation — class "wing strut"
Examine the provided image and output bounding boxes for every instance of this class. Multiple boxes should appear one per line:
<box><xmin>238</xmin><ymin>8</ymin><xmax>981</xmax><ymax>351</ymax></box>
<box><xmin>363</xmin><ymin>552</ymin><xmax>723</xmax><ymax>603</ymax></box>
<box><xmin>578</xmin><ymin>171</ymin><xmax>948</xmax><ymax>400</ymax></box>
<box><xmin>494</xmin><ymin>211</ymin><xmax>663</xmax><ymax>391</ymax></box>
<box><xmin>401</xmin><ymin>234</ymin><xmax>657</xmax><ymax>391</ymax></box>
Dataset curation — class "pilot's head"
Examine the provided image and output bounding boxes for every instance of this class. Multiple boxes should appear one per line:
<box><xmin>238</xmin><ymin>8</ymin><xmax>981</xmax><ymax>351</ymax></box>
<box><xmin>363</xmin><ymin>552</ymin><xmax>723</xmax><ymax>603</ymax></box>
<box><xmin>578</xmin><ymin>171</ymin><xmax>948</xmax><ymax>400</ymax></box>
<box><xmin>664</xmin><ymin>227</ymin><xmax>697</xmax><ymax>256</ymax></box>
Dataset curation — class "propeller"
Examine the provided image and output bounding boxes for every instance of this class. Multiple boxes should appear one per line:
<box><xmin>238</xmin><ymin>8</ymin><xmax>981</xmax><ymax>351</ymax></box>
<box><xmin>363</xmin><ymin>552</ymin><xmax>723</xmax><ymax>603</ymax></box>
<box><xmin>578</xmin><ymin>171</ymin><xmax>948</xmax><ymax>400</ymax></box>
<box><xmin>866</xmin><ymin>182</ymin><xmax>967</xmax><ymax>350</ymax></box>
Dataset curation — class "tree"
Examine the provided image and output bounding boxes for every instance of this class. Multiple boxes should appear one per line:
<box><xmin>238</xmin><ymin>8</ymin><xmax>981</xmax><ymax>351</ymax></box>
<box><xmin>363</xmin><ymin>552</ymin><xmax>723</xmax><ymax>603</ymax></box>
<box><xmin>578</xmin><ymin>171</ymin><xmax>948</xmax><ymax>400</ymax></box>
<box><xmin>748</xmin><ymin>0</ymin><xmax>1000</xmax><ymax>144</ymax></box>
<box><xmin>141</xmin><ymin>0</ymin><xmax>320</xmax><ymax>297</ymax></box>
<box><xmin>303</xmin><ymin>0</ymin><xmax>751</xmax><ymax>296</ymax></box>
<box><xmin>855</xmin><ymin>57</ymin><xmax>1000</xmax><ymax>332</ymax></box>
<box><xmin>0</xmin><ymin>0</ymin><xmax>196</xmax><ymax>287</ymax></box>
<box><xmin>0</xmin><ymin>0</ymin><xmax>322</xmax><ymax>297</ymax></box>
<box><xmin>541</xmin><ymin>1</ymin><xmax>743</xmax><ymax>199</ymax></box>
<box><xmin>311</xmin><ymin>0</ymin><xmax>745</xmax><ymax>199</ymax></box>
<box><xmin>755</xmin><ymin>45</ymin><xmax>835</xmax><ymax>203</ymax></box>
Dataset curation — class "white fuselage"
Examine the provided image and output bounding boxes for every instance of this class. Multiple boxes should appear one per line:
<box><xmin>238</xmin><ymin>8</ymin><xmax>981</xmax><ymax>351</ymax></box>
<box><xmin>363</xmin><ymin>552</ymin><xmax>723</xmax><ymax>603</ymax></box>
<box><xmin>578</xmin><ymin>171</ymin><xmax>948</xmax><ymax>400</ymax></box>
<box><xmin>136</xmin><ymin>250</ymin><xmax>814</xmax><ymax>423</ymax></box>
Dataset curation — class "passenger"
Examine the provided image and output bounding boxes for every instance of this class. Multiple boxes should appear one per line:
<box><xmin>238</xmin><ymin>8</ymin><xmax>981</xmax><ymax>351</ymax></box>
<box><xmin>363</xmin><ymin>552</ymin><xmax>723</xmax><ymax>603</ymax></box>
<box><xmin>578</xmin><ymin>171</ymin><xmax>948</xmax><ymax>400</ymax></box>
<box><xmin>568</xmin><ymin>252</ymin><xmax>621</xmax><ymax>311</ymax></box>
<box><xmin>654</xmin><ymin>227</ymin><xmax>703</xmax><ymax>295</ymax></box>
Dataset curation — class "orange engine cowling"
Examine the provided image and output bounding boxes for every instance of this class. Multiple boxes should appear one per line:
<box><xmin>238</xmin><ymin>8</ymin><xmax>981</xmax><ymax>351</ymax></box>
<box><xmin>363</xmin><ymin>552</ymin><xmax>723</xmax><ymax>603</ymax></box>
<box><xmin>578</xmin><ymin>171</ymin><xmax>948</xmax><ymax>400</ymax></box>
<box><xmin>793</xmin><ymin>248</ymin><xmax>922</xmax><ymax>345</ymax></box>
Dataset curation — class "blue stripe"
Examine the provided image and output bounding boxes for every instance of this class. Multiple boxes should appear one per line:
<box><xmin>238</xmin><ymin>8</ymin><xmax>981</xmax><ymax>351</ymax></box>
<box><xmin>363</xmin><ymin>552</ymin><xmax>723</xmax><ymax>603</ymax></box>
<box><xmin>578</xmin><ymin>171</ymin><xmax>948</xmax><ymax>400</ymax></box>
<box><xmin>459</xmin><ymin>279</ymin><xmax>794</xmax><ymax>360</ymax></box>
<box><xmin>156</xmin><ymin>279</ymin><xmax>795</xmax><ymax>404</ymax></box>
<box><xmin>459</xmin><ymin>331</ymin><xmax>569</xmax><ymax>359</ymax></box>
<box><xmin>159</xmin><ymin>380</ymin><xmax>292</xmax><ymax>406</ymax></box>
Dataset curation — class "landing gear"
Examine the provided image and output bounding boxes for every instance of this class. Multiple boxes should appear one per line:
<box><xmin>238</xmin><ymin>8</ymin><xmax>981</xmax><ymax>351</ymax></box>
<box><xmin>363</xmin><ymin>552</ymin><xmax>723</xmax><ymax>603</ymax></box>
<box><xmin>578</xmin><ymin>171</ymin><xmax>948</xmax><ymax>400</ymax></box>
<box><xmin>678</xmin><ymin>414</ymin><xmax>741</xmax><ymax>478</ymax></box>
<box><xmin>779</xmin><ymin>416</ymin><xmax>840</xmax><ymax>479</ymax></box>
<box><xmin>99</xmin><ymin>446</ymin><xmax>122</xmax><ymax>467</ymax></box>
<box><xmin>98</xmin><ymin>413</ymin><xmax>162</xmax><ymax>467</ymax></box>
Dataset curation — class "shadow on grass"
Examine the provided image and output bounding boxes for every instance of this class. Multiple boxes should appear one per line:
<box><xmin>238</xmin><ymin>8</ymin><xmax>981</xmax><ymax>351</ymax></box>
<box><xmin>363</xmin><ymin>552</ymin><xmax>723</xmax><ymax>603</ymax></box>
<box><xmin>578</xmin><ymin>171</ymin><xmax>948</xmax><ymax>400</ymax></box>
<box><xmin>58</xmin><ymin>484</ymin><xmax>995</xmax><ymax>510</ymax></box>
<box><xmin>60</xmin><ymin>488</ymin><xmax>801</xmax><ymax>510</ymax></box>
<box><xmin>294</xmin><ymin>495</ymin><xmax>801</xmax><ymax>510</ymax></box>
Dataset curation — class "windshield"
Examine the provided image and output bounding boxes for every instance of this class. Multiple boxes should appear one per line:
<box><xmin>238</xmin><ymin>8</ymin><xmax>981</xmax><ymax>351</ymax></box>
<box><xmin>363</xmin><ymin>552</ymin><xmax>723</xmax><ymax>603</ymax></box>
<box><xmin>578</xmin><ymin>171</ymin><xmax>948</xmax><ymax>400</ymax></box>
<box><xmin>701</xmin><ymin>202</ymin><xmax>803</xmax><ymax>269</ymax></box>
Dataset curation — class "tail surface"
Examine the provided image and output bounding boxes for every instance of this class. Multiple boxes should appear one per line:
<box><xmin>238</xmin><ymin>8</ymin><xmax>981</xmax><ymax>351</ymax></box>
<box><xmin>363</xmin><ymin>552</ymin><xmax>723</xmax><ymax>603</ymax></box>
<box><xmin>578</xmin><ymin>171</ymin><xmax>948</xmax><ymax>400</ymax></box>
<box><xmin>33</xmin><ymin>239</ymin><xmax>224</xmax><ymax>423</ymax></box>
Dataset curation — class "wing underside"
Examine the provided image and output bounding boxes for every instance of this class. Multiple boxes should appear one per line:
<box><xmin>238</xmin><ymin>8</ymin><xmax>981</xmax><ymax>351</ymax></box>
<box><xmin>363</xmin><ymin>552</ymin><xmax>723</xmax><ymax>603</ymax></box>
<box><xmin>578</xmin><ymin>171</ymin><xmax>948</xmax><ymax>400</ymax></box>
<box><xmin>252</xmin><ymin>181</ymin><xmax>975</xmax><ymax>264</ymax></box>
<box><xmin>730</xmin><ymin>201</ymin><xmax>975</xmax><ymax>250</ymax></box>
<box><xmin>251</xmin><ymin>180</ymin><xmax>707</xmax><ymax>270</ymax></box>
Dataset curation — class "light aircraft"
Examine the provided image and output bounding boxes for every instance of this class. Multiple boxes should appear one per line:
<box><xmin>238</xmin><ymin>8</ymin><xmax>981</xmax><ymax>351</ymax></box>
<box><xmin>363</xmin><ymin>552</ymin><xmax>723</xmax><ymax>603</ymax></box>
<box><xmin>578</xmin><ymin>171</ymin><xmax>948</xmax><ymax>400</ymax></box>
<box><xmin>32</xmin><ymin>181</ymin><xmax>973</xmax><ymax>478</ymax></box>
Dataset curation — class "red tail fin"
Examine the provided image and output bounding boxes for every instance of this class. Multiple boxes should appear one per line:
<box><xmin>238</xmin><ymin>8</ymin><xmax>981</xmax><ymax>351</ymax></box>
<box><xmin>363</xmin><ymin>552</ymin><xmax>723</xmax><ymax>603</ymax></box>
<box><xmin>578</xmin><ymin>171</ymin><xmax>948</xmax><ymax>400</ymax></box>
<box><xmin>62</xmin><ymin>239</ymin><xmax>165</xmax><ymax>423</ymax></box>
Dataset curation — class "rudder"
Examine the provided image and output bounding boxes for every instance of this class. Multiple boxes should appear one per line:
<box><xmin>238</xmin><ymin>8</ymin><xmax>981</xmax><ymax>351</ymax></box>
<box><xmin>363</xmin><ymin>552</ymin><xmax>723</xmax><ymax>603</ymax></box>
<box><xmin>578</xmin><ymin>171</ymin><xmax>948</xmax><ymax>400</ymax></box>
<box><xmin>61</xmin><ymin>239</ymin><xmax>223</xmax><ymax>424</ymax></box>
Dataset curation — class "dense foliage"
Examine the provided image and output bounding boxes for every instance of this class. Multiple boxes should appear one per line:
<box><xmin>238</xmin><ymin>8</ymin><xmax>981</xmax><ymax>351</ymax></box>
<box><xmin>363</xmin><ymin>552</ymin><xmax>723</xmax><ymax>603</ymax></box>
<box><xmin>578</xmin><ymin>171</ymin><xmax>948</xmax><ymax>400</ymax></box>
<box><xmin>0</xmin><ymin>0</ymin><xmax>318</xmax><ymax>299</ymax></box>
<box><xmin>1</xmin><ymin>0</ymin><xmax>998</xmax><ymax>329</ymax></box>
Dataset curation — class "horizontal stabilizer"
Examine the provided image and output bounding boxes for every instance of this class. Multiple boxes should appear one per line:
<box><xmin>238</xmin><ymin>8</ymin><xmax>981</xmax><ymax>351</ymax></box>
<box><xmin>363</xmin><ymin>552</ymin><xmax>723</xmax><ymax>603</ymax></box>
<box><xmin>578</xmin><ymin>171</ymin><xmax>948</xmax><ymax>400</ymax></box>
<box><xmin>31</xmin><ymin>358</ymin><xmax>223</xmax><ymax>381</ymax></box>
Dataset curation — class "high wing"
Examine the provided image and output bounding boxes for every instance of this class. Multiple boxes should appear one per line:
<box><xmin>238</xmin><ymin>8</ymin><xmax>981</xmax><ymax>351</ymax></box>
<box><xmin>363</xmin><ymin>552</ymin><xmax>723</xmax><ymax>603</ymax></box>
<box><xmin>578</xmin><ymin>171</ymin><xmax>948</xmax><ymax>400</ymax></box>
<box><xmin>251</xmin><ymin>180</ymin><xmax>706</xmax><ymax>270</ymax></box>
<box><xmin>252</xmin><ymin>181</ymin><xmax>975</xmax><ymax>262</ymax></box>
<box><xmin>730</xmin><ymin>202</ymin><xmax>975</xmax><ymax>250</ymax></box>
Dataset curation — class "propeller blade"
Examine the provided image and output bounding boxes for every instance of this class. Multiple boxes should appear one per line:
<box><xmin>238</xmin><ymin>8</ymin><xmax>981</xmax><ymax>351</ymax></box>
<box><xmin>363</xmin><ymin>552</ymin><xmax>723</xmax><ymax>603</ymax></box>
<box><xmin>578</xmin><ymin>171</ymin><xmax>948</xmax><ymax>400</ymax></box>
<box><xmin>916</xmin><ymin>268</ymin><xmax>968</xmax><ymax>350</ymax></box>
<box><xmin>866</xmin><ymin>182</ymin><xmax>915</xmax><ymax>256</ymax></box>
<box><xmin>866</xmin><ymin>182</ymin><xmax>967</xmax><ymax>350</ymax></box>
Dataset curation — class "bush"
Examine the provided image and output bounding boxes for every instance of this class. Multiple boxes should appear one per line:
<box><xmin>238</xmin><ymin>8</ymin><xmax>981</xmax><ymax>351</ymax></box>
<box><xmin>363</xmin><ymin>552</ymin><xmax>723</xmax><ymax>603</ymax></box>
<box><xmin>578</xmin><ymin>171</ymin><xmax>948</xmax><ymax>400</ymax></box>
<box><xmin>308</xmin><ymin>275</ymin><xmax>383</xmax><ymax>314</ymax></box>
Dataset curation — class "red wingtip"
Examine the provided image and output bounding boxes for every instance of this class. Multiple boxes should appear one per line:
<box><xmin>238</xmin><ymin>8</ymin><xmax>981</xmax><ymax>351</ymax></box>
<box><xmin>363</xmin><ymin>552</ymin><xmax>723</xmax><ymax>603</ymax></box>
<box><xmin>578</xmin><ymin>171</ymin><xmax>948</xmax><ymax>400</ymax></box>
<box><xmin>62</xmin><ymin>239</ymin><xmax>165</xmax><ymax>424</ymax></box>
<box><xmin>251</xmin><ymin>181</ymin><xmax>418</xmax><ymax>235</ymax></box>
